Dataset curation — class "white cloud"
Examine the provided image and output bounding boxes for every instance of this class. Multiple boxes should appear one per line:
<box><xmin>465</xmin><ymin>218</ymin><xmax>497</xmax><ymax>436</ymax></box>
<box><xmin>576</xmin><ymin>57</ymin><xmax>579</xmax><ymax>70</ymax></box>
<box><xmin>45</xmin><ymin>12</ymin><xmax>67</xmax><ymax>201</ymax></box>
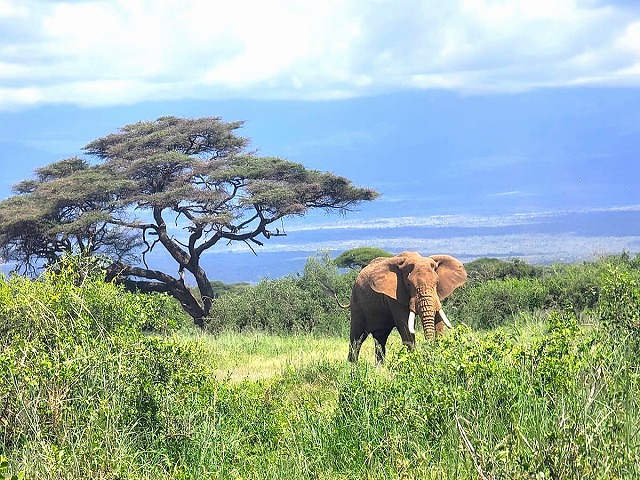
<box><xmin>204</xmin><ymin>232</ymin><xmax>640</xmax><ymax>266</ymax></box>
<box><xmin>283</xmin><ymin>205</ymin><xmax>640</xmax><ymax>231</ymax></box>
<box><xmin>0</xmin><ymin>0</ymin><xmax>26</xmax><ymax>17</ymax></box>
<box><xmin>0</xmin><ymin>0</ymin><xmax>639</xmax><ymax>109</ymax></box>
<box><xmin>491</xmin><ymin>191</ymin><xmax>521</xmax><ymax>197</ymax></box>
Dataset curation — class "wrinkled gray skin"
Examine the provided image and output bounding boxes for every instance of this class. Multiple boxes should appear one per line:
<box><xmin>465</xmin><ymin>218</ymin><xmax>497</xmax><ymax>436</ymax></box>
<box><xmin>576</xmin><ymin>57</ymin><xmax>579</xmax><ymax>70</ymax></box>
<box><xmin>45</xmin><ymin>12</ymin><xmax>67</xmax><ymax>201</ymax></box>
<box><xmin>348</xmin><ymin>251</ymin><xmax>467</xmax><ymax>363</ymax></box>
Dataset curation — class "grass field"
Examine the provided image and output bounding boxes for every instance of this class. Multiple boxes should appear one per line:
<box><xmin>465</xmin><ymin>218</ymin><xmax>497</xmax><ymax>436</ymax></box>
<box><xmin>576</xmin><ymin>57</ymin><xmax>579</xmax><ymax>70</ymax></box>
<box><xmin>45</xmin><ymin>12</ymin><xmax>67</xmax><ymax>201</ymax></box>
<box><xmin>193</xmin><ymin>330</ymin><xmax>419</xmax><ymax>381</ymax></box>
<box><xmin>2</xmin><ymin>254</ymin><xmax>640</xmax><ymax>479</ymax></box>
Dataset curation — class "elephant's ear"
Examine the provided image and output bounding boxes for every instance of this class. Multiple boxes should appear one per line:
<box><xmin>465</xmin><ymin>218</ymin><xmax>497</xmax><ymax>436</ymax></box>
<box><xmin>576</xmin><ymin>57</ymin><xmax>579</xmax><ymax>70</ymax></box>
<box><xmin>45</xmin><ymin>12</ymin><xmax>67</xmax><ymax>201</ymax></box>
<box><xmin>431</xmin><ymin>254</ymin><xmax>467</xmax><ymax>299</ymax></box>
<box><xmin>369</xmin><ymin>257</ymin><xmax>411</xmax><ymax>304</ymax></box>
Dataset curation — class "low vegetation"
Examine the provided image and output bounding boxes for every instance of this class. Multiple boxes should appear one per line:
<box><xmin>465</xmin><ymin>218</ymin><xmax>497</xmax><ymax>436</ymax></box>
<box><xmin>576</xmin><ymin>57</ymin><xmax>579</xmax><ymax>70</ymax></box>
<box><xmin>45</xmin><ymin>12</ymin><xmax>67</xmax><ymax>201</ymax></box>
<box><xmin>1</xmin><ymin>252</ymin><xmax>639</xmax><ymax>479</ymax></box>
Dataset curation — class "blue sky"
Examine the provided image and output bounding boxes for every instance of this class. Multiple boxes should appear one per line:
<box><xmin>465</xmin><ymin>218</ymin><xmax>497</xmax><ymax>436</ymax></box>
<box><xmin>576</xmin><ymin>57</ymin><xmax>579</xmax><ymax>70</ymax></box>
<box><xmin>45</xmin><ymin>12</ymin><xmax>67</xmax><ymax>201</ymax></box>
<box><xmin>1</xmin><ymin>0</ymin><xmax>640</xmax><ymax>276</ymax></box>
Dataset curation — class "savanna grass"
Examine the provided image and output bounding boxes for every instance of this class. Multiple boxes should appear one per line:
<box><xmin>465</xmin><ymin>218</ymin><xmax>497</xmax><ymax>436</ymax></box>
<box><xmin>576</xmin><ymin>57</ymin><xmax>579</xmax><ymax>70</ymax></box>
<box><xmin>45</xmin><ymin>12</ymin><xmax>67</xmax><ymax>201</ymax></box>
<box><xmin>2</xmin><ymin>253</ymin><xmax>639</xmax><ymax>479</ymax></box>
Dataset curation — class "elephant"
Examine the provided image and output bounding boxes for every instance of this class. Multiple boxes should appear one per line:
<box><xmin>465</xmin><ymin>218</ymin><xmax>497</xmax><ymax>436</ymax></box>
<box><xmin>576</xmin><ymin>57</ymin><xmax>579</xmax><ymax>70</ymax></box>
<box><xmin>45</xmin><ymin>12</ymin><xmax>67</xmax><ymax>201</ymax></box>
<box><xmin>346</xmin><ymin>251</ymin><xmax>467</xmax><ymax>363</ymax></box>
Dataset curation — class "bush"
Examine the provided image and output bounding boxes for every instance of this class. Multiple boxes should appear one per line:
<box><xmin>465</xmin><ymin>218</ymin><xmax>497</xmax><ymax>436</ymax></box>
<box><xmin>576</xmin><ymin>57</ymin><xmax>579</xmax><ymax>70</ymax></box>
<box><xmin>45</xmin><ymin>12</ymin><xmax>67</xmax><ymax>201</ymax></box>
<box><xmin>209</xmin><ymin>280</ymin><xmax>251</xmax><ymax>298</ymax></box>
<box><xmin>0</xmin><ymin>257</ymin><xmax>216</xmax><ymax>477</ymax></box>
<box><xmin>206</xmin><ymin>276</ymin><xmax>325</xmax><ymax>333</ymax></box>
<box><xmin>3</xmin><ymin>252</ymin><xmax>640</xmax><ymax>478</ymax></box>
<box><xmin>543</xmin><ymin>262</ymin><xmax>602</xmax><ymax>313</ymax></box>
<box><xmin>449</xmin><ymin>277</ymin><xmax>549</xmax><ymax>329</ymax></box>
<box><xmin>598</xmin><ymin>264</ymin><xmax>640</xmax><ymax>341</ymax></box>
<box><xmin>465</xmin><ymin>257</ymin><xmax>544</xmax><ymax>283</ymax></box>
<box><xmin>206</xmin><ymin>253</ymin><xmax>355</xmax><ymax>335</ymax></box>
<box><xmin>543</xmin><ymin>254</ymin><xmax>640</xmax><ymax>316</ymax></box>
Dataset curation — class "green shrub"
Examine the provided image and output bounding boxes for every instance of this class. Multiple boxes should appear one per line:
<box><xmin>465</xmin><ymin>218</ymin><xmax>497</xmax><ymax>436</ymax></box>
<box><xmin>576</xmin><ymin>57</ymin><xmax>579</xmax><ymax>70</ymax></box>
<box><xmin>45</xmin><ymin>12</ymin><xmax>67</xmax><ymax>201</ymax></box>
<box><xmin>136</xmin><ymin>291</ymin><xmax>193</xmax><ymax>333</ymax></box>
<box><xmin>206</xmin><ymin>276</ymin><xmax>324</xmax><ymax>333</ymax></box>
<box><xmin>208</xmin><ymin>280</ymin><xmax>251</xmax><ymax>298</ymax></box>
<box><xmin>298</xmin><ymin>253</ymin><xmax>357</xmax><ymax>334</ymax></box>
<box><xmin>604</xmin><ymin>250</ymin><xmax>640</xmax><ymax>270</ymax></box>
<box><xmin>0</xmin><ymin>256</ymin><xmax>218</xmax><ymax>477</ymax></box>
<box><xmin>598</xmin><ymin>265</ymin><xmax>640</xmax><ymax>342</ymax></box>
<box><xmin>372</xmin><ymin>313</ymin><xmax>637</xmax><ymax>479</ymax></box>
<box><xmin>543</xmin><ymin>261</ymin><xmax>601</xmax><ymax>313</ymax></box>
<box><xmin>542</xmin><ymin>254</ymin><xmax>640</xmax><ymax>316</ymax></box>
<box><xmin>206</xmin><ymin>254</ymin><xmax>355</xmax><ymax>335</ymax></box>
<box><xmin>3</xmin><ymin>252</ymin><xmax>640</xmax><ymax>479</ymax></box>
<box><xmin>0</xmin><ymin>456</ymin><xmax>23</xmax><ymax>480</ymax></box>
<box><xmin>465</xmin><ymin>257</ymin><xmax>544</xmax><ymax>283</ymax></box>
<box><xmin>450</xmin><ymin>277</ymin><xmax>549</xmax><ymax>329</ymax></box>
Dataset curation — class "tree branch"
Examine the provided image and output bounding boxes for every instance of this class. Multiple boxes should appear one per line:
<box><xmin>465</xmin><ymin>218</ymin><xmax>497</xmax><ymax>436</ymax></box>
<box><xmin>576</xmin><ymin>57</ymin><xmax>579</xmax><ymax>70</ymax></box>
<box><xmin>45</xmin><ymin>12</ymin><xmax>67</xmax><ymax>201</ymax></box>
<box><xmin>152</xmin><ymin>207</ymin><xmax>191</xmax><ymax>267</ymax></box>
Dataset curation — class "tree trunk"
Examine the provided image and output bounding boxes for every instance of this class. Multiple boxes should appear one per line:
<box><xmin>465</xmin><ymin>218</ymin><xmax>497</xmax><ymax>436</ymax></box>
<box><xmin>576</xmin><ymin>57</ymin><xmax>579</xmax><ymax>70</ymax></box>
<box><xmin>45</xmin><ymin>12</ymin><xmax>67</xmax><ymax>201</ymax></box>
<box><xmin>106</xmin><ymin>262</ymin><xmax>207</xmax><ymax>327</ymax></box>
<box><xmin>187</xmin><ymin>263</ymin><xmax>215</xmax><ymax>322</ymax></box>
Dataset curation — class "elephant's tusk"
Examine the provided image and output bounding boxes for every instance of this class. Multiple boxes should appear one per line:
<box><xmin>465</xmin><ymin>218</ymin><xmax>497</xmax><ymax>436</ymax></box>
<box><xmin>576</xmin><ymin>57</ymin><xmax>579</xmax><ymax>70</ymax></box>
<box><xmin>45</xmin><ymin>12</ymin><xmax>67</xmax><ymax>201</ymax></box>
<box><xmin>439</xmin><ymin>308</ymin><xmax>452</xmax><ymax>329</ymax></box>
<box><xmin>408</xmin><ymin>311</ymin><xmax>416</xmax><ymax>334</ymax></box>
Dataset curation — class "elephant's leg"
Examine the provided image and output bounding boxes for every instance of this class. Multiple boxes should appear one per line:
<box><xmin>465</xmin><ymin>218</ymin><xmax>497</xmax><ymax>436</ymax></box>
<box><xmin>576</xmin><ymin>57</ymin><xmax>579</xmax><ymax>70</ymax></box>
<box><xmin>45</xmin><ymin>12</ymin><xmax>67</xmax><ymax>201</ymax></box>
<box><xmin>348</xmin><ymin>305</ymin><xmax>369</xmax><ymax>362</ymax></box>
<box><xmin>348</xmin><ymin>331</ymin><xmax>367</xmax><ymax>362</ymax></box>
<box><xmin>372</xmin><ymin>328</ymin><xmax>393</xmax><ymax>364</ymax></box>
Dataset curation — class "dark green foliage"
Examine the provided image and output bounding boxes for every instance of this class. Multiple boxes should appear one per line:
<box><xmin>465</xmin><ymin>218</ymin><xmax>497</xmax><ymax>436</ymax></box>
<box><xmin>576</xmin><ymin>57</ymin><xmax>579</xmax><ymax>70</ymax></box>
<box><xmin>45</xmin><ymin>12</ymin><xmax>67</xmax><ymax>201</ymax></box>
<box><xmin>0</xmin><ymin>256</ymin><xmax>217</xmax><ymax>478</ymax></box>
<box><xmin>3</xmin><ymin>252</ymin><xmax>640</xmax><ymax>478</ymax></box>
<box><xmin>206</xmin><ymin>276</ymin><xmax>324</xmax><ymax>333</ymax></box>
<box><xmin>0</xmin><ymin>457</ymin><xmax>22</xmax><ymax>480</ymax></box>
<box><xmin>464</xmin><ymin>257</ymin><xmax>544</xmax><ymax>282</ymax></box>
<box><xmin>448</xmin><ymin>277</ymin><xmax>549</xmax><ymax>329</ymax></box>
<box><xmin>598</xmin><ymin>264</ymin><xmax>640</xmax><ymax>346</ymax></box>
<box><xmin>333</xmin><ymin>247</ymin><xmax>393</xmax><ymax>269</ymax></box>
<box><xmin>206</xmin><ymin>253</ymin><xmax>355</xmax><ymax>335</ymax></box>
<box><xmin>206</xmin><ymin>254</ymin><xmax>637</xmax><ymax>334</ymax></box>
<box><xmin>209</xmin><ymin>280</ymin><xmax>251</xmax><ymax>298</ymax></box>
<box><xmin>543</xmin><ymin>252</ymin><xmax>640</xmax><ymax>315</ymax></box>
<box><xmin>543</xmin><ymin>262</ymin><xmax>602</xmax><ymax>313</ymax></box>
<box><xmin>270</xmin><ymin>306</ymin><xmax>639</xmax><ymax>479</ymax></box>
<box><xmin>449</xmin><ymin>255</ymin><xmax>640</xmax><ymax>330</ymax></box>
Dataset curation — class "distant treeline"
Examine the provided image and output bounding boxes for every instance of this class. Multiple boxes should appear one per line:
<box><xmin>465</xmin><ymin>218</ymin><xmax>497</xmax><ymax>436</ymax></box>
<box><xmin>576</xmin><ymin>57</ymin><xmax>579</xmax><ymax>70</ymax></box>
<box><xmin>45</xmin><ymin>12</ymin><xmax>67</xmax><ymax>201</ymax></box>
<box><xmin>204</xmin><ymin>250</ymin><xmax>640</xmax><ymax>334</ymax></box>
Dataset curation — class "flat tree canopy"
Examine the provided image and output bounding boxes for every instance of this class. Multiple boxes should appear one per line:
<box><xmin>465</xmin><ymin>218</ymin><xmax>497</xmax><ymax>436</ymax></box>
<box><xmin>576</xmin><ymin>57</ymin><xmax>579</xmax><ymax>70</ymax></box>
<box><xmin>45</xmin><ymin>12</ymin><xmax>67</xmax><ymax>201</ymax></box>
<box><xmin>0</xmin><ymin>116</ymin><xmax>378</xmax><ymax>326</ymax></box>
<box><xmin>334</xmin><ymin>247</ymin><xmax>393</xmax><ymax>269</ymax></box>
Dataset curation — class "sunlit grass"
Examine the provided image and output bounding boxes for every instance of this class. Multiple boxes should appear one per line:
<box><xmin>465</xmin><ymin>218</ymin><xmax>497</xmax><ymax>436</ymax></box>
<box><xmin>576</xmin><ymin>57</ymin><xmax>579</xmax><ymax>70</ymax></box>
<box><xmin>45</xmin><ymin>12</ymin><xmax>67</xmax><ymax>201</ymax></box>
<box><xmin>182</xmin><ymin>330</ymin><xmax>410</xmax><ymax>381</ymax></box>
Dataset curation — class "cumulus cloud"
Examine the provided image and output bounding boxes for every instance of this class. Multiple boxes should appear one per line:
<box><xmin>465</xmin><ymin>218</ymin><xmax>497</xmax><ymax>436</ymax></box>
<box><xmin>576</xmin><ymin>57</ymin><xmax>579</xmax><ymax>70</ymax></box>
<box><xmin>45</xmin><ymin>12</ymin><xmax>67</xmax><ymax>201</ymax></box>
<box><xmin>0</xmin><ymin>0</ymin><xmax>639</xmax><ymax>109</ymax></box>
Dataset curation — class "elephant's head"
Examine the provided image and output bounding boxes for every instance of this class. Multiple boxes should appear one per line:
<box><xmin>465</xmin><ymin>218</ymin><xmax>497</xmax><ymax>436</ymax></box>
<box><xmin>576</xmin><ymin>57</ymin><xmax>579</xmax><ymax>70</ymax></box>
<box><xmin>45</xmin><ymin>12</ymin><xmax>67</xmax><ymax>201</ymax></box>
<box><xmin>369</xmin><ymin>251</ymin><xmax>467</xmax><ymax>339</ymax></box>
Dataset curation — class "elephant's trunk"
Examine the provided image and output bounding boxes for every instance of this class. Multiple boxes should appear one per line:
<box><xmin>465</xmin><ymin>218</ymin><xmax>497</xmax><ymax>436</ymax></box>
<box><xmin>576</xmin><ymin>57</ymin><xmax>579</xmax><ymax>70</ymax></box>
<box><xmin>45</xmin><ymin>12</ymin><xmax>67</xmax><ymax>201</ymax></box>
<box><xmin>415</xmin><ymin>285</ymin><xmax>438</xmax><ymax>340</ymax></box>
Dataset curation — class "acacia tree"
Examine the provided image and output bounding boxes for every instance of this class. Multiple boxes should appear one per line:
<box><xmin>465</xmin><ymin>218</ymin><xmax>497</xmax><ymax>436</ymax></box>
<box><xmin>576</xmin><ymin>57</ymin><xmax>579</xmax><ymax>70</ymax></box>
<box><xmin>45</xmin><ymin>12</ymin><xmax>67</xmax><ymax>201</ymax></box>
<box><xmin>0</xmin><ymin>116</ymin><xmax>377</xmax><ymax>326</ymax></box>
<box><xmin>334</xmin><ymin>247</ymin><xmax>393</xmax><ymax>269</ymax></box>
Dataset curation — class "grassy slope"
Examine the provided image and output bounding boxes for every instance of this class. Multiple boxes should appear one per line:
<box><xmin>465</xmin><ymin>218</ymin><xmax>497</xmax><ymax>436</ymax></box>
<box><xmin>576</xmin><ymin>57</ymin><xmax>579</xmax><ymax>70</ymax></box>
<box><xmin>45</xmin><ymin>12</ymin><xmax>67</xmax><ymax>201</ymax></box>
<box><xmin>177</xmin><ymin>314</ymin><xmax>640</xmax><ymax>480</ymax></box>
<box><xmin>193</xmin><ymin>331</ymin><xmax>349</xmax><ymax>381</ymax></box>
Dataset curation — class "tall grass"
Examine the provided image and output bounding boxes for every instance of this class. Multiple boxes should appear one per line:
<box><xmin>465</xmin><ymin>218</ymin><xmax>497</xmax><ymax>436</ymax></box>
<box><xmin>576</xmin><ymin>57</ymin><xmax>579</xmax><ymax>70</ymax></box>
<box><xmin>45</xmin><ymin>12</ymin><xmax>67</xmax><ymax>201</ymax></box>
<box><xmin>1</xmin><ymin>253</ymin><xmax>639</xmax><ymax>478</ymax></box>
